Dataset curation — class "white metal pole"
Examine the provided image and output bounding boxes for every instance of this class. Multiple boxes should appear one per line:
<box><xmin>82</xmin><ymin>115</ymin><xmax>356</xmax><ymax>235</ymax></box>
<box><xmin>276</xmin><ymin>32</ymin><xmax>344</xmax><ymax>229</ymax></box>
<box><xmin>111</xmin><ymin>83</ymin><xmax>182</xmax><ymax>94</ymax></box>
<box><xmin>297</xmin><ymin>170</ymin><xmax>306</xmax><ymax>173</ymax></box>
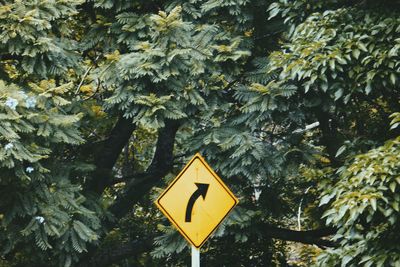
<box><xmin>191</xmin><ymin>245</ymin><xmax>200</xmax><ymax>267</ymax></box>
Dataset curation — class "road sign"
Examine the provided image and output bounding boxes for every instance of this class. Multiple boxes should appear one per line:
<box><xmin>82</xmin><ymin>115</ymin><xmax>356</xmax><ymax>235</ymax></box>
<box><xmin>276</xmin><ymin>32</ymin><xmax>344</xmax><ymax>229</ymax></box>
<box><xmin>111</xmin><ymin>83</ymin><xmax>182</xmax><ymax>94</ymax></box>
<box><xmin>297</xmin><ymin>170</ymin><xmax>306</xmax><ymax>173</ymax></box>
<box><xmin>155</xmin><ymin>153</ymin><xmax>239</xmax><ymax>248</ymax></box>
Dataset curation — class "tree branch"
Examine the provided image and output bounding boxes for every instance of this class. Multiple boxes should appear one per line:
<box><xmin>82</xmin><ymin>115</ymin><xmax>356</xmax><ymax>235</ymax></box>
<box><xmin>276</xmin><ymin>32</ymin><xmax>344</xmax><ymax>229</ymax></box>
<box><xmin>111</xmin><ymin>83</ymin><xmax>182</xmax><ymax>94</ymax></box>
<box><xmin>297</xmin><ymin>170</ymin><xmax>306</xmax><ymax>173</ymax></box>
<box><xmin>109</xmin><ymin>119</ymin><xmax>181</xmax><ymax>218</ymax></box>
<box><xmin>313</xmin><ymin>108</ymin><xmax>344</xmax><ymax>166</ymax></box>
<box><xmin>0</xmin><ymin>54</ymin><xmax>22</xmax><ymax>61</ymax></box>
<box><xmin>89</xmin><ymin>115</ymin><xmax>136</xmax><ymax>194</ymax></box>
<box><xmin>258</xmin><ymin>223</ymin><xmax>337</xmax><ymax>248</ymax></box>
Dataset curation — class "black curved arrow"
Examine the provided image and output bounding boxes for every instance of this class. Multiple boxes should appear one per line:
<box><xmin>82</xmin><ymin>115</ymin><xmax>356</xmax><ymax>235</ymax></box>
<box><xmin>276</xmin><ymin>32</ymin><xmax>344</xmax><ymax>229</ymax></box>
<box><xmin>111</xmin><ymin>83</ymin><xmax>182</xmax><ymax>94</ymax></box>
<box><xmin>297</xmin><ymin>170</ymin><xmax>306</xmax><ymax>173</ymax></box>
<box><xmin>185</xmin><ymin>183</ymin><xmax>209</xmax><ymax>222</ymax></box>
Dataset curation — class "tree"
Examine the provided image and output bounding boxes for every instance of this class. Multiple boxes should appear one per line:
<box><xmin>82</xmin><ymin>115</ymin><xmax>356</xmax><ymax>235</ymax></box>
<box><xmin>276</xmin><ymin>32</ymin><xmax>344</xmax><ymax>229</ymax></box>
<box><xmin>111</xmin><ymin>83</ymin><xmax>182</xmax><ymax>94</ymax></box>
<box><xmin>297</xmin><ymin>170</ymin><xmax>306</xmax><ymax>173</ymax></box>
<box><xmin>0</xmin><ymin>0</ymin><xmax>399</xmax><ymax>266</ymax></box>
<box><xmin>267</xmin><ymin>0</ymin><xmax>400</xmax><ymax>266</ymax></box>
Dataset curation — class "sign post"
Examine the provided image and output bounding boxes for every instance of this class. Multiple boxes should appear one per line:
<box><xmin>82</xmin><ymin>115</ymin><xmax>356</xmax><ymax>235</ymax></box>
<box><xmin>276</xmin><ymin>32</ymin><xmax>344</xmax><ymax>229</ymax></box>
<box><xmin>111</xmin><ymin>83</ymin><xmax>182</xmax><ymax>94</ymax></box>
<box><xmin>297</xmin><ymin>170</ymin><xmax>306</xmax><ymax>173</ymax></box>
<box><xmin>155</xmin><ymin>153</ymin><xmax>238</xmax><ymax>265</ymax></box>
<box><xmin>191</xmin><ymin>245</ymin><xmax>200</xmax><ymax>267</ymax></box>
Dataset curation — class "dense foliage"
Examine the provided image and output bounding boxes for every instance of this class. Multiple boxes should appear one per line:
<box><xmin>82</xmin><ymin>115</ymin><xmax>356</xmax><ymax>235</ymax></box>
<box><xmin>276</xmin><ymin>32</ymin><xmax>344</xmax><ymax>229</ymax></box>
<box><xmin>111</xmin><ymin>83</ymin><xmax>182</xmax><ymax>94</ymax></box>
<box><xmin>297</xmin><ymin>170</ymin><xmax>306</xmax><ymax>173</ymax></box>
<box><xmin>0</xmin><ymin>0</ymin><xmax>399</xmax><ymax>266</ymax></box>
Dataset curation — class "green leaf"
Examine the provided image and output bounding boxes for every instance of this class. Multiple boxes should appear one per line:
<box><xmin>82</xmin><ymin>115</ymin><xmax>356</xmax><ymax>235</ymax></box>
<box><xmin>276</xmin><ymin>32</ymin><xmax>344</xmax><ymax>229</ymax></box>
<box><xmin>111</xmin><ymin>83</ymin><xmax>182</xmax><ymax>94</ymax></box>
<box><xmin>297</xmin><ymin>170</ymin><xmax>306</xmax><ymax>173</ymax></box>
<box><xmin>365</xmin><ymin>82</ymin><xmax>372</xmax><ymax>95</ymax></box>
<box><xmin>370</xmin><ymin>198</ymin><xmax>377</xmax><ymax>211</ymax></box>
<box><xmin>335</xmin><ymin>145</ymin><xmax>346</xmax><ymax>157</ymax></box>
<box><xmin>390</xmin><ymin>73</ymin><xmax>396</xmax><ymax>85</ymax></box>
<box><xmin>390</xmin><ymin>182</ymin><xmax>396</xmax><ymax>192</ymax></box>
<box><xmin>352</xmin><ymin>49</ymin><xmax>360</xmax><ymax>59</ymax></box>
<box><xmin>341</xmin><ymin>255</ymin><xmax>352</xmax><ymax>266</ymax></box>
<box><xmin>358</xmin><ymin>42</ymin><xmax>368</xmax><ymax>52</ymax></box>
<box><xmin>393</xmin><ymin>202</ymin><xmax>399</xmax><ymax>212</ymax></box>
<box><xmin>334</xmin><ymin>88</ymin><xmax>343</xmax><ymax>101</ymax></box>
<box><xmin>390</xmin><ymin>122</ymin><xmax>399</xmax><ymax>130</ymax></box>
<box><xmin>319</xmin><ymin>193</ymin><xmax>335</xmax><ymax>206</ymax></box>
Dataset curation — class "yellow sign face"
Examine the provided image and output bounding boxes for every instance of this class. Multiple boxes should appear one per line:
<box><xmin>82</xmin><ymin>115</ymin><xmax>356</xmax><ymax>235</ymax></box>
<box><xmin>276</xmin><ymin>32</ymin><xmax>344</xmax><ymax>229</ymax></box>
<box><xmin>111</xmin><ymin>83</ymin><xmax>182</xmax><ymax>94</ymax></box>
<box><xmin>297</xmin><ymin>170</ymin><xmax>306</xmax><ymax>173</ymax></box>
<box><xmin>155</xmin><ymin>153</ymin><xmax>238</xmax><ymax>248</ymax></box>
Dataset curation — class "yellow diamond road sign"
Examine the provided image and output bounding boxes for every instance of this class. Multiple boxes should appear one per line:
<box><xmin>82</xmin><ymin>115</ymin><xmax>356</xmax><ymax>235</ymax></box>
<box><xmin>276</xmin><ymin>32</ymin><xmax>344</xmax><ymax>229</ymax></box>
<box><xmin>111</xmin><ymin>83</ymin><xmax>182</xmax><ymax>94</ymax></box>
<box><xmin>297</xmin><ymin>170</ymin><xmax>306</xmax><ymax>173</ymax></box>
<box><xmin>155</xmin><ymin>153</ymin><xmax>238</xmax><ymax>248</ymax></box>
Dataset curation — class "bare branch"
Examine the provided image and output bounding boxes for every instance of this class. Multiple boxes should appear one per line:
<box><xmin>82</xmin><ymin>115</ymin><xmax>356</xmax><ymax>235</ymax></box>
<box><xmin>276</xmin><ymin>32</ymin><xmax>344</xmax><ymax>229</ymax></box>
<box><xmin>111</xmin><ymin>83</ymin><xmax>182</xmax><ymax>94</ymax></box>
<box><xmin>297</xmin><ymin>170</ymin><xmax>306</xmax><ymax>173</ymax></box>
<box><xmin>75</xmin><ymin>55</ymin><xmax>100</xmax><ymax>94</ymax></box>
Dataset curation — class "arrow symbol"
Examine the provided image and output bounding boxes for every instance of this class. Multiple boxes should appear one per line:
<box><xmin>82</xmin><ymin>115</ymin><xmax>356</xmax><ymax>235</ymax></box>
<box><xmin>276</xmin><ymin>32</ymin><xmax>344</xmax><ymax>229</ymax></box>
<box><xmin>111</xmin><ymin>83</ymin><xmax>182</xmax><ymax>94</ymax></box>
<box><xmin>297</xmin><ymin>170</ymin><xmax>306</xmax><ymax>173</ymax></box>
<box><xmin>185</xmin><ymin>183</ymin><xmax>209</xmax><ymax>222</ymax></box>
